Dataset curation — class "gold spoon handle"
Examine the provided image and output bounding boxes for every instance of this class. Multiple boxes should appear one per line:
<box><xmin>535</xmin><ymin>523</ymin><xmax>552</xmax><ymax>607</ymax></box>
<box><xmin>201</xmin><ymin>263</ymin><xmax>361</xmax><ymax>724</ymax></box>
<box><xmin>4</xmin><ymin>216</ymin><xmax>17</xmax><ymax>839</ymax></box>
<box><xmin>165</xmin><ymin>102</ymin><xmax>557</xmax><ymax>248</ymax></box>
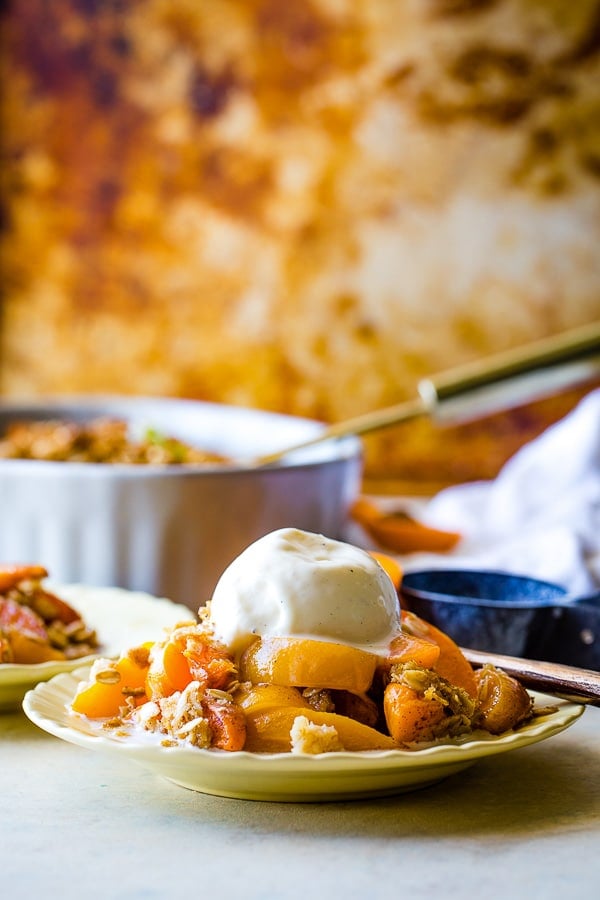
<box><xmin>253</xmin><ymin>322</ymin><xmax>600</xmax><ymax>467</ymax></box>
<box><xmin>462</xmin><ymin>647</ymin><xmax>600</xmax><ymax>707</ymax></box>
<box><xmin>419</xmin><ymin>319</ymin><xmax>600</xmax><ymax>421</ymax></box>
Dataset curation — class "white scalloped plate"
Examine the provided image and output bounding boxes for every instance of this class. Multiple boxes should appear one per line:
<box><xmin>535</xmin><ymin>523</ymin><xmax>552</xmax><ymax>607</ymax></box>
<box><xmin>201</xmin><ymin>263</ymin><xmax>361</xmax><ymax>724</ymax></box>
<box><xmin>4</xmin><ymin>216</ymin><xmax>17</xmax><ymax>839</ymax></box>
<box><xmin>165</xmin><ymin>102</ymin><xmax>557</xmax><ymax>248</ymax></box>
<box><xmin>0</xmin><ymin>585</ymin><xmax>194</xmax><ymax>710</ymax></box>
<box><xmin>23</xmin><ymin>668</ymin><xmax>584</xmax><ymax>802</ymax></box>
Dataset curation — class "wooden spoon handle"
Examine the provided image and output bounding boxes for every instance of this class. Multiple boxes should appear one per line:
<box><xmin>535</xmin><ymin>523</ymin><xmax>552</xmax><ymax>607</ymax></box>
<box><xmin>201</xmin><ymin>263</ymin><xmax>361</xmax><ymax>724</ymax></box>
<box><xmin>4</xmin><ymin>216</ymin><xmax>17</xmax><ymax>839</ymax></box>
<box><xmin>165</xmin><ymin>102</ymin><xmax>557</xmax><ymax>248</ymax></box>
<box><xmin>462</xmin><ymin>648</ymin><xmax>600</xmax><ymax>707</ymax></box>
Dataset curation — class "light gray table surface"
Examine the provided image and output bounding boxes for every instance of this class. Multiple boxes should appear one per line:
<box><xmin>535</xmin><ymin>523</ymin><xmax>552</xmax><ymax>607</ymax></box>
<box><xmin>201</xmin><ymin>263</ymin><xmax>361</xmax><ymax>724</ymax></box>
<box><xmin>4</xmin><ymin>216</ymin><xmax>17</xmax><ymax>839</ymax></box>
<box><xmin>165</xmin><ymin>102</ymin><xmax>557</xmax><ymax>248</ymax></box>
<box><xmin>2</xmin><ymin>700</ymin><xmax>599</xmax><ymax>900</ymax></box>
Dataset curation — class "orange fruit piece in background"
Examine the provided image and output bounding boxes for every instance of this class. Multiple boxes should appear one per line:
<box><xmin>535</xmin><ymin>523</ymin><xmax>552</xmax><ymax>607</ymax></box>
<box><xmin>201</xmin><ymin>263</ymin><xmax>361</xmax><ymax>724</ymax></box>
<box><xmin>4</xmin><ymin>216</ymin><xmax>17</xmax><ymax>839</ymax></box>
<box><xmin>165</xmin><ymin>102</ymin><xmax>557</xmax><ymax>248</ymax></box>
<box><xmin>353</xmin><ymin>497</ymin><xmax>461</xmax><ymax>554</ymax></box>
<box><xmin>368</xmin><ymin>551</ymin><xmax>403</xmax><ymax>589</ymax></box>
<box><xmin>0</xmin><ymin>596</ymin><xmax>63</xmax><ymax>663</ymax></box>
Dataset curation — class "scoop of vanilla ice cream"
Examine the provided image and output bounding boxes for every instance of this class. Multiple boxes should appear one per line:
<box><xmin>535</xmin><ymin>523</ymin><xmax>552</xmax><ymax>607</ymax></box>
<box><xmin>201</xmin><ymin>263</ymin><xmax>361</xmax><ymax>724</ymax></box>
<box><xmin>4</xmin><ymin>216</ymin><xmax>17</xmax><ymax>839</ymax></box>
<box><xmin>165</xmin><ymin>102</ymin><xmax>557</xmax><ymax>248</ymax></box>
<box><xmin>208</xmin><ymin>528</ymin><xmax>401</xmax><ymax>654</ymax></box>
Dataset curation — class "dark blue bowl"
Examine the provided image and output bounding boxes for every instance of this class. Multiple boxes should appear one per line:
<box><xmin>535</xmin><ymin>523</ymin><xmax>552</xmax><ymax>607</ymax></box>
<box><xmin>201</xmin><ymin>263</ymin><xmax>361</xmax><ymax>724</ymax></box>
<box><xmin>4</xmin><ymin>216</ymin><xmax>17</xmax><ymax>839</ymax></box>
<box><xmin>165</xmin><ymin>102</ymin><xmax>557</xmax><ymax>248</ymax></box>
<box><xmin>400</xmin><ymin>569</ymin><xmax>600</xmax><ymax>669</ymax></box>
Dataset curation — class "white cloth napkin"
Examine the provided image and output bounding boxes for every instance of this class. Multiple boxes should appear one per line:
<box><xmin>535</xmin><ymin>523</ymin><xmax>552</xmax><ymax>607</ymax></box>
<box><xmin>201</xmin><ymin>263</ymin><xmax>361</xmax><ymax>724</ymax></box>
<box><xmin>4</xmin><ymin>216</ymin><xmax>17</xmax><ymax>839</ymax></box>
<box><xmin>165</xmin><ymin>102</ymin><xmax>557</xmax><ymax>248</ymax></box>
<box><xmin>391</xmin><ymin>388</ymin><xmax>600</xmax><ymax>597</ymax></box>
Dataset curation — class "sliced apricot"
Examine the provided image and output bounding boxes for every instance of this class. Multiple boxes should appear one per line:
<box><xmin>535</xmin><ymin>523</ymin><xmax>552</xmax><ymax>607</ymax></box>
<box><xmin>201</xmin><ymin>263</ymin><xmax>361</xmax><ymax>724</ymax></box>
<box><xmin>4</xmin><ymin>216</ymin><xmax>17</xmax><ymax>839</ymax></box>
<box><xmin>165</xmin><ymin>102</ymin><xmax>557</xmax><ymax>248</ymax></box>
<box><xmin>144</xmin><ymin>625</ymin><xmax>238</xmax><ymax>698</ymax></box>
<box><xmin>0</xmin><ymin>596</ymin><xmax>47</xmax><ymax>641</ymax></box>
<box><xmin>383</xmin><ymin>630</ymin><xmax>441</xmax><ymax>669</ymax></box>
<box><xmin>401</xmin><ymin>611</ymin><xmax>477</xmax><ymax>697</ymax></box>
<box><xmin>244</xmin><ymin>706</ymin><xmax>399</xmax><ymax>753</ymax></box>
<box><xmin>474</xmin><ymin>665</ymin><xmax>533</xmax><ymax>735</ymax></box>
<box><xmin>30</xmin><ymin>589</ymin><xmax>81</xmax><ymax>625</ymax></box>
<box><xmin>235</xmin><ymin>683</ymin><xmax>309</xmax><ymax>715</ymax></box>
<box><xmin>383</xmin><ymin>682</ymin><xmax>446</xmax><ymax>744</ymax></box>
<box><xmin>202</xmin><ymin>696</ymin><xmax>247</xmax><ymax>751</ymax></box>
<box><xmin>0</xmin><ymin>565</ymin><xmax>48</xmax><ymax>594</ymax></box>
<box><xmin>8</xmin><ymin>631</ymin><xmax>64</xmax><ymax>664</ymax></box>
<box><xmin>71</xmin><ymin>650</ymin><xmax>151</xmax><ymax>718</ymax></box>
<box><xmin>182</xmin><ymin>631</ymin><xmax>237</xmax><ymax>691</ymax></box>
<box><xmin>239</xmin><ymin>637</ymin><xmax>378</xmax><ymax>694</ymax></box>
<box><xmin>145</xmin><ymin>638</ymin><xmax>192</xmax><ymax>699</ymax></box>
<box><xmin>0</xmin><ymin>596</ymin><xmax>63</xmax><ymax>663</ymax></box>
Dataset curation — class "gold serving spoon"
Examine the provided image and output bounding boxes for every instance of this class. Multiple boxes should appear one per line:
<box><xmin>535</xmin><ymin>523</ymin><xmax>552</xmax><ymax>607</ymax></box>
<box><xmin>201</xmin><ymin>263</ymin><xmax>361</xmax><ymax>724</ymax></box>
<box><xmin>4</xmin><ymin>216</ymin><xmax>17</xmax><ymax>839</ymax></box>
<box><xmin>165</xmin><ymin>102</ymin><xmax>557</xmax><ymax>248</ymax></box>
<box><xmin>254</xmin><ymin>320</ymin><xmax>600</xmax><ymax>466</ymax></box>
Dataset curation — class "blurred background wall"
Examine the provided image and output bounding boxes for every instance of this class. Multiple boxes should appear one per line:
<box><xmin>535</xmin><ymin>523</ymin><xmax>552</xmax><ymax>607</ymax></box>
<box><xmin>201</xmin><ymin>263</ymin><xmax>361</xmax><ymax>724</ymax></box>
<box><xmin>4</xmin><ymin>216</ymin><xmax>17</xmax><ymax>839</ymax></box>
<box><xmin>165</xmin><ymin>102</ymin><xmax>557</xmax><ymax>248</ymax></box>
<box><xmin>1</xmin><ymin>0</ymin><xmax>599</xmax><ymax>490</ymax></box>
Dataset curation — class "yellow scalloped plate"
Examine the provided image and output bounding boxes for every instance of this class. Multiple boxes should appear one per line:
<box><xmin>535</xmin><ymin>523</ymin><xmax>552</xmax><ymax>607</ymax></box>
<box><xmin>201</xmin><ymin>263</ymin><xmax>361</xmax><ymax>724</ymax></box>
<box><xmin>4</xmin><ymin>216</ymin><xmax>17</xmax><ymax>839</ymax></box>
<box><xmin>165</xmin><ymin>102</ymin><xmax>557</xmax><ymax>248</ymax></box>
<box><xmin>23</xmin><ymin>667</ymin><xmax>584</xmax><ymax>802</ymax></box>
<box><xmin>0</xmin><ymin>585</ymin><xmax>194</xmax><ymax>710</ymax></box>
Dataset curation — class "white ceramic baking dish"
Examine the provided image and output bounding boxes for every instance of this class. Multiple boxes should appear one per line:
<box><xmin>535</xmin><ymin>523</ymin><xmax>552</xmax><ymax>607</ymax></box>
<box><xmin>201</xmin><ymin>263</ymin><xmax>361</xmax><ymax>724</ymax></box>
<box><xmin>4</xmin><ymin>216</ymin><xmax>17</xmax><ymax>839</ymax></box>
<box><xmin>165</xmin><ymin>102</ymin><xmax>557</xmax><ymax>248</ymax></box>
<box><xmin>0</xmin><ymin>396</ymin><xmax>362</xmax><ymax>609</ymax></box>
